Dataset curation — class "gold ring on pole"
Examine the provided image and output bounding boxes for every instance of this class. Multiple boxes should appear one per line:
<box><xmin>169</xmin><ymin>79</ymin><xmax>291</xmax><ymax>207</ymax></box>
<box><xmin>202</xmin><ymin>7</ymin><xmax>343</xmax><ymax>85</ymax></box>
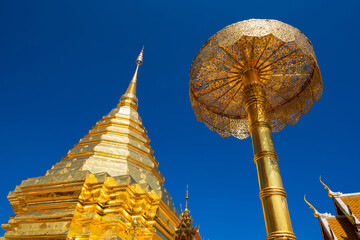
<box><xmin>254</xmin><ymin>151</ymin><xmax>278</xmax><ymax>163</ymax></box>
<box><xmin>248</xmin><ymin>121</ymin><xmax>272</xmax><ymax>133</ymax></box>
<box><xmin>259</xmin><ymin>187</ymin><xmax>287</xmax><ymax>199</ymax></box>
<box><xmin>244</xmin><ymin>96</ymin><xmax>267</xmax><ymax>109</ymax></box>
<box><xmin>266</xmin><ymin>231</ymin><xmax>296</xmax><ymax>240</ymax></box>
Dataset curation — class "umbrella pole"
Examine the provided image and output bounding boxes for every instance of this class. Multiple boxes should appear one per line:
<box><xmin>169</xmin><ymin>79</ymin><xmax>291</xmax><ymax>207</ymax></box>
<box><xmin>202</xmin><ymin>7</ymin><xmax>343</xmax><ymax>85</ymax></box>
<box><xmin>243</xmin><ymin>69</ymin><xmax>296</xmax><ymax>240</ymax></box>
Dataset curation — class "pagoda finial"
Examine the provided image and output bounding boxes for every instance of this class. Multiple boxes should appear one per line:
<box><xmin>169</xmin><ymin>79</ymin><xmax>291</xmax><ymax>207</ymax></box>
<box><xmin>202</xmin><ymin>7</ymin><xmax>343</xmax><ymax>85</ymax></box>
<box><xmin>136</xmin><ymin>46</ymin><xmax>144</xmax><ymax>66</ymax></box>
<box><xmin>304</xmin><ymin>195</ymin><xmax>319</xmax><ymax>217</ymax></box>
<box><xmin>320</xmin><ymin>176</ymin><xmax>340</xmax><ymax>197</ymax></box>
<box><xmin>118</xmin><ymin>47</ymin><xmax>144</xmax><ymax>110</ymax></box>
<box><xmin>185</xmin><ymin>185</ymin><xmax>189</xmax><ymax>210</ymax></box>
<box><xmin>175</xmin><ymin>185</ymin><xmax>199</xmax><ymax>240</ymax></box>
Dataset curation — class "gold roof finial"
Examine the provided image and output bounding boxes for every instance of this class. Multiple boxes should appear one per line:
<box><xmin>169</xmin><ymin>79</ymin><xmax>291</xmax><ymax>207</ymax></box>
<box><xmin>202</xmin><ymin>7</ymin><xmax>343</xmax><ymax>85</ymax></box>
<box><xmin>136</xmin><ymin>46</ymin><xmax>144</xmax><ymax>66</ymax></box>
<box><xmin>320</xmin><ymin>176</ymin><xmax>337</xmax><ymax>197</ymax></box>
<box><xmin>304</xmin><ymin>195</ymin><xmax>319</xmax><ymax>217</ymax></box>
<box><xmin>118</xmin><ymin>47</ymin><xmax>144</xmax><ymax>110</ymax></box>
<box><xmin>185</xmin><ymin>185</ymin><xmax>189</xmax><ymax>210</ymax></box>
<box><xmin>175</xmin><ymin>185</ymin><xmax>198</xmax><ymax>240</ymax></box>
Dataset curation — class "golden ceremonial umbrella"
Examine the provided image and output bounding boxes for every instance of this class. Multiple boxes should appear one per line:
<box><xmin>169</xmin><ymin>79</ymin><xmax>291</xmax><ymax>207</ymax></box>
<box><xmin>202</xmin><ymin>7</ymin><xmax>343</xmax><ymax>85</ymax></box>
<box><xmin>189</xmin><ymin>19</ymin><xmax>322</xmax><ymax>240</ymax></box>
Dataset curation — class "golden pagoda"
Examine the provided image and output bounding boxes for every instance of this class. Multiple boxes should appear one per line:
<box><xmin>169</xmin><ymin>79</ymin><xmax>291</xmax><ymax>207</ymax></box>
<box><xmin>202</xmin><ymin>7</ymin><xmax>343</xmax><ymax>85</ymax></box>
<box><xmin>1</xmin><ymin>49</ymin><xmax>181</xmax><ymax>240</ymax></box>
<box><xmin>305</xmin><ymin>178</ymin><xmax>360</xmax><ymax>239</ymax></box>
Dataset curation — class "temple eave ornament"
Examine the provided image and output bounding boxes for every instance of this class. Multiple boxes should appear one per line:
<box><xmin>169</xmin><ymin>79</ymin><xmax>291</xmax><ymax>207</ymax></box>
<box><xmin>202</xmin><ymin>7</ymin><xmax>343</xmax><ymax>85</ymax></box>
<box><xmin>319</xmin><ymin>176</ymin><xmax>342</xmax><ymax>197</ymax></box>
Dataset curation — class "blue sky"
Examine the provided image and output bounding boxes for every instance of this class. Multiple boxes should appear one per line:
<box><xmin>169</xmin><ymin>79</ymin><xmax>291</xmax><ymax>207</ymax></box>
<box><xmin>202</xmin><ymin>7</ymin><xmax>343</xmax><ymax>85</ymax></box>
<box><xmin>1</xmin><ymin>1</ymin><xmax>360</xmax><ymax>239</ymax></box>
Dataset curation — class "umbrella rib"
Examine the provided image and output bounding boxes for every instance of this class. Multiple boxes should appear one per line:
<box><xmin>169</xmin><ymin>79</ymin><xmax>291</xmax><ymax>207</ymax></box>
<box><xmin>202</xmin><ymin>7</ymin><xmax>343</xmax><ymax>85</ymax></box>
<box><xmin>259</xmin><ymin>73</ymin><xmax>272</xmax><ymax>77</ymax></box>
<box><xmin>271</xmin><ymin>73</ymin><xmax>307</xmax><ymax>77</ymax></box>
<box><xmin>205</xmin><ymin>74</ymin><xmax>238</xmax><ymax>84</ymax></box>
<box><xmin>208</xmin><ymin>80</ymin><xmax>242</xmax><ymax>108</ymax></box>
<box><xmin>238</xmin><ymin>43</ymin><xmax>249</xmax><ymax>68</ymax></box>
<box><xmin>259</xmin><ymin>76</ymin><xmax>269</xmax><ymax>84</ymax></box>
<box><xmin>257</xmin><ymin>42</ymin><xmax>285</xmax><ymax>69</ymax></box>
<box><xmin>220</xmin><ymin>47</ymin><xmax>246</xmax><ymax>69</ymax></box>
<box><xmin>202</xmin><ymin>61</ymin><xmax>242</xmax><ymax>72</ymax></box>
<box><xmin>202</xmin><ymin>68</ymin><xmax>240</xmax><ymax>75</ymax></box>
<box><xmin>258</xmin><ymin>49</ymin><xmax>299</xmax><ymax>72</ymax></box>
<box><xmin>220</xmin><ymin>82</ymin><xmax>243</xmax><ymax>114</ymax></box>
<box><xmin>221</xmin><ymin>62</ymin><xmax>243</xmax><ymax>71</ymax></box>
<box><xmin>308</xmin><ymin>65</ymin><xmax>315</xmax><ymax>101</ymax></box>
<box><xmin>197</xmin><ymin>75</ymin><xmax>239</xmax><ymax>91</ymax></box>
<box><xmin>259</xmin><ymin>68</ymin><xmax>273</xmax><ymax>73</ymax></box>
<box><xmin>197</xmin><ymin>78</ymin><xmax>240</xmax><ymax>97</ymax></box>
<box><xmin>254</xmin><ymin>35</ymin><xmax>272</xmax><ymax>68</ymax></box>
<box><xmin>260</xmin><ymin>81</ymin><xmax>288</xmax><ymax>100</ymax></box>
<box><xmin>264</xmin><ymin>57</ymin><xmax>309</xmax><ymax>73</ymax></box>
<box><xmin>259</xmin><ymin>57</ymin><xmax>307</xmax><ymax>76</ymax></box>
<box><xmin>251</xmin><ymin>37</ymin><xmax>255</xmax><ymax>68</ymax></box>
<box><xmin>267</xmin><ymin>64</ymin><xmax>317</xmax><ymax>113</ymax></box>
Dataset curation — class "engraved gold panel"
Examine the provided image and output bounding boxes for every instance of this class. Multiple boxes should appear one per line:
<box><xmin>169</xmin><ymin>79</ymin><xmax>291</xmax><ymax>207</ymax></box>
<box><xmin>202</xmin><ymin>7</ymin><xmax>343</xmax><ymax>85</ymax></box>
<box><xmin>67</xmin><ymin>174</ymin><xmax>179</xmax><ymax>240</ymax></box>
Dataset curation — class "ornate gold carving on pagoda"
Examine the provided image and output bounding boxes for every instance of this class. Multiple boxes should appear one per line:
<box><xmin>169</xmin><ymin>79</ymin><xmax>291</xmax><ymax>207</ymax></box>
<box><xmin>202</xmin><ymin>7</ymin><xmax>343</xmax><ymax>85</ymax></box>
<box><xmin>175</xmin><ymin>187</ymin><xmax>200</xmax><ymax>240</ymax></box>
<box><xmin>125</xmin><ymin>218</ymin><xmax>143</xmax><ymax>240</ymax></box>
<box><xmin>67</xmin><ymin>173</ymin><xmax>163</xmax><ymax>240</ymax></box>
<box><xmin>189</xmin><ymin>19</ymin><xmax>322</xmax><ymax>240</ymax></box>
<box><xmin>2</xmin><ymin>49</ymin><xmax>180</xmax><ymax>240</ymax></box>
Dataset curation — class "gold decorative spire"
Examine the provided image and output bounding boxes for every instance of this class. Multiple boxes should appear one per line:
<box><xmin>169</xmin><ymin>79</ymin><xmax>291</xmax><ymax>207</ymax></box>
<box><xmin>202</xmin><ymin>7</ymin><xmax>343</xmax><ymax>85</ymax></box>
<box><xmin>118</xmin><ymin>47</ymin><xmax>144</xmax><ymax>110</ymax></box>
<box><xmin>320</xmin><ymin>176</ymin><xmax>340</xmax><ymax>197</ymax></box>
<box><xmin>304</xmin><ymin>195</ymin><xmax>319</xmax><ymax>217</ymax></box>
<box><xmin>185</xmin><ymin>185</ymin><xmax>189</xmax><ymax>210</ymax></box>
<box><xmin>175</xmin><ymin>185</ymin><xmax>200</xmax><ymax>240</ymax></box>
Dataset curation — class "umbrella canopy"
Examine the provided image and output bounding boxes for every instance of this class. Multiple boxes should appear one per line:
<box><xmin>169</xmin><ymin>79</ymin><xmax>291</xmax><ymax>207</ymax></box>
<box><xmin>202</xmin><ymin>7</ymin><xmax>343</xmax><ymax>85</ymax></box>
<box><xmin>189</xmin><ymin>19</ymin><xmax>322</xmax><ymax>139</ymax></box>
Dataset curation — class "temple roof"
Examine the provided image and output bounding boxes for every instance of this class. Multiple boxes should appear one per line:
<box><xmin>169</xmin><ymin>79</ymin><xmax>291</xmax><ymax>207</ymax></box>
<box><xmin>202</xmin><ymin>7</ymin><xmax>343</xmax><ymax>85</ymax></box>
<box><xmin>334</xmin><ymin>194</ymin><xmax>360</xmax><ymax>229</ymax></box>
<box><xmin>326</xmin><ymin>216</ymin><xmax>359</xmax><ymax>239</ymax></box>
<box><xmin>306</xmin><ymin>178</ymin><xmax>360</xmax><ymax>240</ymax></box>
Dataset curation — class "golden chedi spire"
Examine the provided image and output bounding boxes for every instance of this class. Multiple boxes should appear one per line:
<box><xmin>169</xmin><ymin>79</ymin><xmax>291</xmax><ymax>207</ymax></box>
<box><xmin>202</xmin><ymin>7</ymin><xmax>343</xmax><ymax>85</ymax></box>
<box><xmin>53</xmin><ymin>46</ymin><xmax>163</xmax><ymax>183</ymax></box>
<box><xmin>118</xmin><ymin>47</ymin><xmax>144</xmax><ymax>110</ymax></box>
<box><xmin>2</xmin><ymin>48</ymin><xmax>180</xmax><ymax>240</ymax></box>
